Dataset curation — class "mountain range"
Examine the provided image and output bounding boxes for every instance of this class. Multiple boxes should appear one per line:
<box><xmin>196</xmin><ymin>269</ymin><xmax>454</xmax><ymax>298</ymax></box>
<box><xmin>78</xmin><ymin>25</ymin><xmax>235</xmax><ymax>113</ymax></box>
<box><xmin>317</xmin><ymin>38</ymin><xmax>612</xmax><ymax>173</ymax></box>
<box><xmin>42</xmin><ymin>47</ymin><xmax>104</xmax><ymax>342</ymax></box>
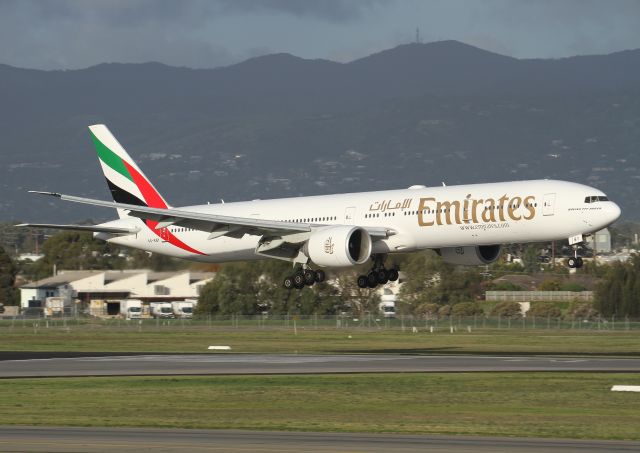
<box><xmin>1</xmin><ymin>40</ymin><xmax>639</xmax><ymax>222</ymax></box>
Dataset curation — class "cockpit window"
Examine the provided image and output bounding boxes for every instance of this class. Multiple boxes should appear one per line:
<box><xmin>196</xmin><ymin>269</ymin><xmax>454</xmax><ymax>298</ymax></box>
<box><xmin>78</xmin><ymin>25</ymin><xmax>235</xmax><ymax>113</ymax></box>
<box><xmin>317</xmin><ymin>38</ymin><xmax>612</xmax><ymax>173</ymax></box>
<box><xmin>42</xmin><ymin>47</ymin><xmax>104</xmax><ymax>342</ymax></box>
<box><xmin>584</xmin><ymin>195</ymin><xmax>609</xmax><ymax>203</ymax></box>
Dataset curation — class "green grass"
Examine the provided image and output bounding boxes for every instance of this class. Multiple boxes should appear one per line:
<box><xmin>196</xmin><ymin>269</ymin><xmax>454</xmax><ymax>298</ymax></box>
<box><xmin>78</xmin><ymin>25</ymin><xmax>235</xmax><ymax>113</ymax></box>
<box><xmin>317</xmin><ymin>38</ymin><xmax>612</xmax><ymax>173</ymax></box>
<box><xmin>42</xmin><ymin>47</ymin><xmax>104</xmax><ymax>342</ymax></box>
<box><xmin>0</xmin><ymin>324</ymin><xmax>639</xmax><ymax>356</ymax></box>
<box><xmin>0</xmin><ymin>373</ymin><xmax>638</xmax><ymax>439</ymax></box>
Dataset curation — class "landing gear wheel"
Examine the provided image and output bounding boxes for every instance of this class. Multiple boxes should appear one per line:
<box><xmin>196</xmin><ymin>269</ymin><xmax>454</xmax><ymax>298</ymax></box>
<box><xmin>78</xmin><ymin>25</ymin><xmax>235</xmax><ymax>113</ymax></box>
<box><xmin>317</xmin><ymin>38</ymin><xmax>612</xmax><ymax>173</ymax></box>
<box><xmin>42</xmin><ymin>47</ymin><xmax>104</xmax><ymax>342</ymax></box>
<box><xmin>567</xmin><ymin>257</ymin><xmax>577</xmax><ymax>269</ymax></box>
<box><xmin>357</xmin><ymin>275</ymin><xmax>368</xmax><ymax>288</ymax></box>
<box><xmin>283</xmin><ymin>276</ymin><xmax>294</xmax><ymax>290</ymax></box>
<box><xmin>387</xmin><ymin>268</ymin><xmax>399</xmax><ymax>282</ymax></box>
<box><xmin>376</xmin><ymin>269</ymin><xmax>389</xmax><ymax>285</ymax></box>
<box><xmin>315</xmin><ymin>269</ymin><xmax>326</xmax><ymax>283</ymax></box>
<box><xmin>303</xmin><ymin>270</ymin><xmax>316</xmax><ymax>286</ymax></box>
<box><xmin>293</xmin><ymin>273</ymin><xmax>305</xmax><ymax>289</ymax></box>
<box><xmin>576</xmin><ymin>257</ymin><xmax>584</xmax><ymax>268</ymax></box>
<box><xmin>367</xmin><ymin>272</ymin><xmax>378</xmax><ymax>288</ymax></box>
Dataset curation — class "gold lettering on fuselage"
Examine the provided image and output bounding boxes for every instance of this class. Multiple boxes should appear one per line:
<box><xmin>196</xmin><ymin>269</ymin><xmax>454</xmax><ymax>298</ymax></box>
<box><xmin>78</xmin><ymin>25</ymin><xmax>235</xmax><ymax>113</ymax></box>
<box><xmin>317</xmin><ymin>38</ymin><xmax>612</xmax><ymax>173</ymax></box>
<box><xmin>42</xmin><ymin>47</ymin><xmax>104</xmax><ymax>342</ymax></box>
<box><xmin>369</xmin><ymin>198</ymin><xmax>412</xmax><ymax>213</ymax></box>
<box><xmin>417</xmin><ymin>197</ymin><xmax>435</xmax><ymax>226</ymax></box>
<box><xmin>482</xmin><ymin>198</ymin><xmax>496</xmax><ymax>223</ymax></box>
<box><xmin>522</xmin><ymin>195</ymin><xmax>536</xmax><ymax>220</ymax></box>
<box><xmin>436</xmin><ymin>200</ymin><xmax>461</xmax><ymax>225</ymax></box>
<box><xmin>508</xmin><ymin>196</ymin><xmax>522</xmax><ymax>221</ymax></box>
<box><xmin>471</xmin><ymin>198</ymin><xmax>483</xmax><ymax>223</ymax></box>
<box><xmin>414</xmin><ymin>194</ymin><xmax>537</xmax><ymax>228</ymax></box>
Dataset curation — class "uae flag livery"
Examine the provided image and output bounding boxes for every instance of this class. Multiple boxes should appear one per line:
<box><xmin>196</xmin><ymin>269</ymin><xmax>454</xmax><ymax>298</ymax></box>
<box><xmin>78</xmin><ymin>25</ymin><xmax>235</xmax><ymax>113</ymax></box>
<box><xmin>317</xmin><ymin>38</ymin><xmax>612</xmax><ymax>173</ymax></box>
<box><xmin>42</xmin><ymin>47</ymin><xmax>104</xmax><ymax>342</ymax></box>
<box><xmin>89</xmin><ymin>125</ymin><xmax>205</xmax><ymax>255</ymax></box>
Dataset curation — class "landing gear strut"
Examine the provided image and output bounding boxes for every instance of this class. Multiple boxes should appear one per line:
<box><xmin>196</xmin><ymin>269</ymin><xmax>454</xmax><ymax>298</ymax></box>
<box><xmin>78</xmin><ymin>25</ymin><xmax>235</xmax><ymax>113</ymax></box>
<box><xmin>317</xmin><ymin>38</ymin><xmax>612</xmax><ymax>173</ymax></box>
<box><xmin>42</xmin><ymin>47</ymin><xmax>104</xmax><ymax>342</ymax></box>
<box><xmin>567</xmin><ymin>248</ymin><xmax>584</xmax><ymax>269</ymax></box>
<box><xmin>357</xmin><ymin>255</ymin><xmax>399</xmax><ymax>289</ymax></box>
<box><xmin>283</xmin><ymin>267</ymin><xmax>326</xmax><ymax>290</ymax></box>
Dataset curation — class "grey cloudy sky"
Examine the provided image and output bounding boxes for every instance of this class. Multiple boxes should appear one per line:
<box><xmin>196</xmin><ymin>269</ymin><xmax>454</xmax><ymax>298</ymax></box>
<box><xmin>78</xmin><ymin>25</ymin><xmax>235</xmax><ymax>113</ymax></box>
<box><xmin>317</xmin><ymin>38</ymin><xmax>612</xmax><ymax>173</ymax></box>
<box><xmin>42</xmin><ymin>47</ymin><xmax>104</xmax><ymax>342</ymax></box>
<box><xmin>2</xmin><ymin>0</ymin><xmax>640</xmax><ymax>70</ymax></box>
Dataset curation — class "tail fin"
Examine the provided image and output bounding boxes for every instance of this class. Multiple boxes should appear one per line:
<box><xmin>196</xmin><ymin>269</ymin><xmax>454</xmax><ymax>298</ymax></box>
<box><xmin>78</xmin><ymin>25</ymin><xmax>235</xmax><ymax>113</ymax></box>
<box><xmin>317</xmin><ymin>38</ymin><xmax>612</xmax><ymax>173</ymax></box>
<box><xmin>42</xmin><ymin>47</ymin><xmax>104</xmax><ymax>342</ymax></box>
<box><xmin>89</xmin><ymin>124</ymin><xmax>170</xmax><ymax>218</ymax></box>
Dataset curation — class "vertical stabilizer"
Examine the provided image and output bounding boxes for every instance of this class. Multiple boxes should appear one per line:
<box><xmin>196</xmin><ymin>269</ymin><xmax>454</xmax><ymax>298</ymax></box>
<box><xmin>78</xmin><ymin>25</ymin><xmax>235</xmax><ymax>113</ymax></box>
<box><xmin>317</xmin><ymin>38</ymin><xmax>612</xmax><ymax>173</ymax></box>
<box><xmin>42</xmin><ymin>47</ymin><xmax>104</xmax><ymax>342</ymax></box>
<box><xmin>89</xmin><ymin>124</ymin><xmax>170</xmax><ymax>218</ymax></box>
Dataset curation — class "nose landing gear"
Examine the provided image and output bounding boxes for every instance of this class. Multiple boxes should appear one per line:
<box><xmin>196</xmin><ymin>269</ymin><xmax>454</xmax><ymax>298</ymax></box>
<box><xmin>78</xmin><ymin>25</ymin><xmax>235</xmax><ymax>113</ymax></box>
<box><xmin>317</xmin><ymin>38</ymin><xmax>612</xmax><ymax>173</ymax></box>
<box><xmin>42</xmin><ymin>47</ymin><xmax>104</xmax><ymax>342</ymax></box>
<box><xmin>567</xmin><ymin>247</ymin><xmax>584</xmax><ymax>269</ymax></box>
<box><xmin>567</xmin><ymin>256</ymin><xmax>584</xmax><ymax>269</ymax></box>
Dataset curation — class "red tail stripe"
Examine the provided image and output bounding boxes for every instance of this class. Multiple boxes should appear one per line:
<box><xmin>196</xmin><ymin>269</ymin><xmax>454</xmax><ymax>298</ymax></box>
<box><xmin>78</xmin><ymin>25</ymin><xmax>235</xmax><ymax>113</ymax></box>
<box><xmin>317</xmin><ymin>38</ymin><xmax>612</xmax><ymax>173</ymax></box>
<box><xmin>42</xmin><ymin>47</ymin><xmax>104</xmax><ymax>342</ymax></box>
<box><xmin>123</xmin><ymin>161</ymin><xmax>167</xmax><ymax>209</ymax></box>
<box><xmin>146</xmin><ymin>220</ymin><xmax>207</xmax><ymax>256</ymax></box>
<box><xmin>122</xmin><ymin>161</ymin><xmax>206</xmax><ymax>255</ymax></box>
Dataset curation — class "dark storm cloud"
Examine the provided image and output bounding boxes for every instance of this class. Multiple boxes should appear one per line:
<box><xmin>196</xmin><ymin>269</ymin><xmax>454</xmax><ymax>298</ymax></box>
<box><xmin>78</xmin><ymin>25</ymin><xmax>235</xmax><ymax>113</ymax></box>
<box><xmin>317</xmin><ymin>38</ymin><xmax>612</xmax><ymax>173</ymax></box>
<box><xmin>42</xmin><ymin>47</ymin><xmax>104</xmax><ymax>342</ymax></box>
<box><xmin>213</xmin><ymin>0</ymin><xmax>385</xmax><ymax>22</ymax></box>
<box><xmin>0</xmin><ymin>0</ymin><xmax>639</xmax><ymax>69</ymax></box>
<box><xmin>0</xmin><ymin>0</ymin><xmax>233</xmax><ymax>69</ymax></box>
<box><xmin>483</xmin><ymin>0</ymin><xmax>640</xmax><ymax>56</ymax></box>
<box><xmin>0</xmin><ymin>0</ymin><xmax>382</xmax><ymax>69</ymax></box>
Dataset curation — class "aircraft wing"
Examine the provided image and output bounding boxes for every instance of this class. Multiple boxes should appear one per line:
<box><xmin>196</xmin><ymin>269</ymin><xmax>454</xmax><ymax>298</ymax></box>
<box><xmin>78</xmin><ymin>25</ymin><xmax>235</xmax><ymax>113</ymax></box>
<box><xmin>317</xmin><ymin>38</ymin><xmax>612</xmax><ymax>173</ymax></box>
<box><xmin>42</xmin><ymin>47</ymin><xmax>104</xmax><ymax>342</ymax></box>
<box><xmin>17</xmin><ymin>223</ymin><xmax>139</xmax><ymax>235</ymax></box>
<box><xmin>27</xmin><ymin>192</ymin><xmax>394</xmax><ymax>240</ymax></box>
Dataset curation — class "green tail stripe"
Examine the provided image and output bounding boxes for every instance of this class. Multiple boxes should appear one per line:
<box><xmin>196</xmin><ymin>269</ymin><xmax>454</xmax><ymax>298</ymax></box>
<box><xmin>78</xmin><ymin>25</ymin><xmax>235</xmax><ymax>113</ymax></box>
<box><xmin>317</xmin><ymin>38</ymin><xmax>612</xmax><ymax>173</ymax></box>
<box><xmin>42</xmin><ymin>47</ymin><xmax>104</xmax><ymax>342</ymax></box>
<box><xmin>90</xmin><ymin>131</ymin><xmax>133</xmax><ymax>182</ymax></box>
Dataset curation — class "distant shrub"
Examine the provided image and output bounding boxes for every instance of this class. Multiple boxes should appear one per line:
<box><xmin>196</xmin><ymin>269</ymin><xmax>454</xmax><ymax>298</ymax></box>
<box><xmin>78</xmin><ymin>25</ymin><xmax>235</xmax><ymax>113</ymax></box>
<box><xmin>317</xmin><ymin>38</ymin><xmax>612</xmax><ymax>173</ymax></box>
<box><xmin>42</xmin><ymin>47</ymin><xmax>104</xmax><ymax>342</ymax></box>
<box><xmin>415</xmin><ymin>303</ymin><xmax>440</xmax><ymax>319</ymax></box>
<box><xmin>490</xmin><ymin>301</ymin><xmax>522</xmax><ymax>318</ymax></box>
<box><xmin>437</xmin><ymin>304</ymin><xmax>452</xmax><ymax>317</ymax></box>
<box><xmin>566</xmin><ymin>301</ymin><xmax>599</xmax><ymax>321</ymax></box>
<box><xmin>559</xmin><ymin>282</ymin><xmax>587</xmax><ymax>292</ymax></box>
<box><xmin>528</xmin><ymin>301</ymin><xmax>562</xmax><ymax>319</ymax></box>
<box><xmin>539</xmin><ymin>279</ymin><xmax>561</xmax><ymax>291</ymax></box>
<box><xmin>451</xmin><ymin>302</ymin><xmax>484</xmax><ymax>317</ymax></box>
<box><xmin>490</xmin><ymin>281</ymin><xmax>523</xmax><ymax>291</ymax></box>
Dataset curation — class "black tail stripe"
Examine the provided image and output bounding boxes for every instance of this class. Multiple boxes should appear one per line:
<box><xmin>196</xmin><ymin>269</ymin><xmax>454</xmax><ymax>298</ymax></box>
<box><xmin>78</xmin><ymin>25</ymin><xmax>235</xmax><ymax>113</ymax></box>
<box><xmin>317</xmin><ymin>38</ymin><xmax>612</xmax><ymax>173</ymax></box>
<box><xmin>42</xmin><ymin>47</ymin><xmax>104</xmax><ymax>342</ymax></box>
<box><xmin>106</xmin><ymin>178</ymin><xmax>147</xmax><ymax>207</ymax></box>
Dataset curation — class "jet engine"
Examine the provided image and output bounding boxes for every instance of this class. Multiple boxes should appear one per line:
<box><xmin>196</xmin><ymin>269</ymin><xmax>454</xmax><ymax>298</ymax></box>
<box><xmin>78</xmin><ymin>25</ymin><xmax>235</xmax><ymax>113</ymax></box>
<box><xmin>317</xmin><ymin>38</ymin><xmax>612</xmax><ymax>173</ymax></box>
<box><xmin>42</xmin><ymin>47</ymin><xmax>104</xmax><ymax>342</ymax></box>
<box><xmin>305</xmin><ymin>226</ymin><xmax>372</xmax><ymax>268</ymax></box>
<box><xmin>439</xmin><ymin>245</ymin><xmax>501</xmax><ymax>265</ymax></box>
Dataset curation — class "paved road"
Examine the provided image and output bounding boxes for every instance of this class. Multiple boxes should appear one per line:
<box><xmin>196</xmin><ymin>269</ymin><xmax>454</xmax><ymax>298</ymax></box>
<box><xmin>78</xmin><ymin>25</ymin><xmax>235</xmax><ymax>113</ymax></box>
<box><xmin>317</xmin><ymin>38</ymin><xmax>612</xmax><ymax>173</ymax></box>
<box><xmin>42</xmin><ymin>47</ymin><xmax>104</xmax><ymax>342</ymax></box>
<box><xmin>0</xmin><ymin>427</ymin><xmax>638</xmax><ymax>453</ymax></box>
<box><xmin>1</xmin><ymin>353</ymin><xmax>639</xmax><ymax>377</ymax></box>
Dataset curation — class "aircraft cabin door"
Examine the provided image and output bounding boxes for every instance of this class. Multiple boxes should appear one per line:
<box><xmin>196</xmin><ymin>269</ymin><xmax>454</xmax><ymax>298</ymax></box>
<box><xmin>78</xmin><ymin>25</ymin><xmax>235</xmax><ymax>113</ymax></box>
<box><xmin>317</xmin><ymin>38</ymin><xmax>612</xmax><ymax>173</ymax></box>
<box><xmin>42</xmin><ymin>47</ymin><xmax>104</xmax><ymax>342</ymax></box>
<box><xmin>542</xmin><ymin>193</ymin><xmax>556</xmax><ymax>216</ymax></box>
<box><xmin>344</xmin><ymin>207</ymin><xmax>356</xmax><ymax>224</ymax></box>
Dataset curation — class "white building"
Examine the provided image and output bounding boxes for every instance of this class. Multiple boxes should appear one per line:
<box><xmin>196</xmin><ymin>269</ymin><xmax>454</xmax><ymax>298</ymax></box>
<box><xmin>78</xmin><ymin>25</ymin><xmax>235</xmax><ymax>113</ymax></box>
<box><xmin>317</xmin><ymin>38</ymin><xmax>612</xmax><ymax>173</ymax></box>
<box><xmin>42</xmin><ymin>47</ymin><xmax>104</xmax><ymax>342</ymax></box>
<box><xmin>20</xmin><ymin>269</ymin><xmax>215</xmax><ymax>314</ymax></box>
<box><xmin>587</xmin><ymin>228</ymin><xmax>612</xmax><ymax>254</ymax></box>
<box><xmin>17</xmin><ymin>253</ymin><xmax>44</xmax><ymax>262</ymax></box>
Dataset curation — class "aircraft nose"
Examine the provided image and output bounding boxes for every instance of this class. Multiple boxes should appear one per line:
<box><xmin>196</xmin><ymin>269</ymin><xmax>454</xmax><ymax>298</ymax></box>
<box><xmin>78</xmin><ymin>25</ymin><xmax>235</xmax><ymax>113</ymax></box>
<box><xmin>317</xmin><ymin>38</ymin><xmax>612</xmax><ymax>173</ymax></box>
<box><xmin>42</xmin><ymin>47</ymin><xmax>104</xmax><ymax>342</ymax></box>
<box><xmin>608</xmin><ymin>202</ymin><xmax>621</xmax><ymax>223</ymax></box>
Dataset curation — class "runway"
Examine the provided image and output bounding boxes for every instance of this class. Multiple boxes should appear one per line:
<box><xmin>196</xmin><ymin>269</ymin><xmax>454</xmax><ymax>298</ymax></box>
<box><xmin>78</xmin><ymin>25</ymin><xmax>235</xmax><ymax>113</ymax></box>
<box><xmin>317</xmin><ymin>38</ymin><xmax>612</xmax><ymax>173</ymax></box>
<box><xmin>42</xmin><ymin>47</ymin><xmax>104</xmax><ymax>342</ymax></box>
<box><xmin>0</xmin><ymin>426</ymin><xmax>638</xmax><ymax>452</ymax></box>
<box><xmin>1</xmin><ymin>352</ymin><xmax>639</xmax><ymax>377</ymax></box>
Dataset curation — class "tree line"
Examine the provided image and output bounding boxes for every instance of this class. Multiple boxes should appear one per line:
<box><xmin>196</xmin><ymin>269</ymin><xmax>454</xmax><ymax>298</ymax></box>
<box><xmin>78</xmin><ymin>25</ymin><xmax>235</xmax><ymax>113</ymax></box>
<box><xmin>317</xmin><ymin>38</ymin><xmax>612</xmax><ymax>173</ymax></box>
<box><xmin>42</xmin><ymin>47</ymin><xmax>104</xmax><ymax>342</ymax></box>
<box><xmin>594</xmin><ymin>254</ymin><xmax>640</xmax><ymax>318</ymax></box>
<box><xmin>2</xmin><ymin>229</ymin><xmax>640</xmax><ymax>319</ymax></box>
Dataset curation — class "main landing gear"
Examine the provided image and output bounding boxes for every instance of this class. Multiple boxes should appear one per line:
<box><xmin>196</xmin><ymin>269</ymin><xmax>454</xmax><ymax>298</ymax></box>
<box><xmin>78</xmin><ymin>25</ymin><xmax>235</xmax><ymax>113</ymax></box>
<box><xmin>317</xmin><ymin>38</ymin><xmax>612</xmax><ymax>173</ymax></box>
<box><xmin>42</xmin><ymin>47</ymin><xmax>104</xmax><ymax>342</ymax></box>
<box><xmin>283</xmin><ymin>268</ymin><xmax>326</xmax><ymax>290</ymax></box>
<box><xmin>357</xmin><ymin>255</ymin><xmax>399</xmax><ymax>289</ymax></box>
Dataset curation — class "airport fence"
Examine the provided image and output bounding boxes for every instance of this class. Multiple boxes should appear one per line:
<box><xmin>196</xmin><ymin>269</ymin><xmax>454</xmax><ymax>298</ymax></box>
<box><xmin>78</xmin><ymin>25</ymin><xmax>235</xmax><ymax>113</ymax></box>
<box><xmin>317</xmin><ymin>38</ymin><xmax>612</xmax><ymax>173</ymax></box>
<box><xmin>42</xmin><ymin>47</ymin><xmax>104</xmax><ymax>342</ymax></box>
<box><xmin>1</xmin><ymin>313</ymin><xmax>639</xmax><ymax>332</ymax></box>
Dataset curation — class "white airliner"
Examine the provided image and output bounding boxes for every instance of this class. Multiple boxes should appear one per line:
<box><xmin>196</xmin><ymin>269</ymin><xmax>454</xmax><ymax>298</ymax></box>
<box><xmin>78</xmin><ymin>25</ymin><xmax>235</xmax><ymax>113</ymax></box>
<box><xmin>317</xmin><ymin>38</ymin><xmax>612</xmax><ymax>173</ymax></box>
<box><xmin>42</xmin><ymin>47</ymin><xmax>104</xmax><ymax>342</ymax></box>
<box><xmin>21</xmin><ymin>125</ymin><xmax>621</xmax><ymax>289</ymax></box>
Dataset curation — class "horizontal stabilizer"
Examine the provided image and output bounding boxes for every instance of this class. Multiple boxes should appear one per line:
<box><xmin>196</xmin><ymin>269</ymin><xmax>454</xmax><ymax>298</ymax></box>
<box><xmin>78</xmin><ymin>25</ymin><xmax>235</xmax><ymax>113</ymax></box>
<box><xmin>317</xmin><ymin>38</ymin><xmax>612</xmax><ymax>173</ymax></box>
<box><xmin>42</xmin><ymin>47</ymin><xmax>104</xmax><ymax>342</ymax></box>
<box><xmin>17</xmin><ymin>223</ymin><xmax>139</xmax><ymax>235</ymax></box>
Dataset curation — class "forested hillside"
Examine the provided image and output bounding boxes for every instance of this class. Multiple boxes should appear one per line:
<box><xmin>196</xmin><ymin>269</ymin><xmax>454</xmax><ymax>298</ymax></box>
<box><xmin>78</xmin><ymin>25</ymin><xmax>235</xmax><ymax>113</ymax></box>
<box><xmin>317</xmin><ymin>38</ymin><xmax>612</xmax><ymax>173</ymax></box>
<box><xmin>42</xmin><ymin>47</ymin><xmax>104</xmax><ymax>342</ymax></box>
<box><xmin>1</xmin><ymin>40</ymin><xmax>639</xmax><ymax>222</ymax></box>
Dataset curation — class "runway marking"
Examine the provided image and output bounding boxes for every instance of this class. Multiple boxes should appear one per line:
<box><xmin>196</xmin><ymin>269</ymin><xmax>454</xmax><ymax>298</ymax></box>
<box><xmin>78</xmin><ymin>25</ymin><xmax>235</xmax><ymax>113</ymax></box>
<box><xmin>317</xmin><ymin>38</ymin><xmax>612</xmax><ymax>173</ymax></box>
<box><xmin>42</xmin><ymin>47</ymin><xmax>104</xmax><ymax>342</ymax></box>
<box><xmin>611</xmin><ymin>385</ymin><xmax>640</xmax><ymax>392</ymax></box>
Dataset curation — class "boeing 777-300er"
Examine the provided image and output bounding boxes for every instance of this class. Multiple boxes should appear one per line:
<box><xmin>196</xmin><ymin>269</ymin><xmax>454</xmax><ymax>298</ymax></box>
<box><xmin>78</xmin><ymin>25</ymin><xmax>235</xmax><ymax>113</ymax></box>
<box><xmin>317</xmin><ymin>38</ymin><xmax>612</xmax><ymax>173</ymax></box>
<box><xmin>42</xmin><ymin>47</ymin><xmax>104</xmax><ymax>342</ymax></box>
<box><xmin>20</xmin><ymin>125</ymin><xmax>621</xmax><ymax>289</ymax></box>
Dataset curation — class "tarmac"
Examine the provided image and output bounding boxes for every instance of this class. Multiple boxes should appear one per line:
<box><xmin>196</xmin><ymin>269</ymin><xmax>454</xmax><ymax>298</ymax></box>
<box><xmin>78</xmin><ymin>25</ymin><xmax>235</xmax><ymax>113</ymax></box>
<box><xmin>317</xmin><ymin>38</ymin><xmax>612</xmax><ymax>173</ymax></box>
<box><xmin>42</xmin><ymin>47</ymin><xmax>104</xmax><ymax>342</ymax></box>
<box><xmin>3</xmin><ymin>352</ymin><xmax>639</xmax><ymax>452</ymax></box>
<box><xmin>0</xmin><ymin>426</ymin><xmax>638</xmax><ymax>453</ymax></box>
<box><xmin>1</xmin><ymin>352</ymin><xmax>639</xmax><ymax>377</ymax></box>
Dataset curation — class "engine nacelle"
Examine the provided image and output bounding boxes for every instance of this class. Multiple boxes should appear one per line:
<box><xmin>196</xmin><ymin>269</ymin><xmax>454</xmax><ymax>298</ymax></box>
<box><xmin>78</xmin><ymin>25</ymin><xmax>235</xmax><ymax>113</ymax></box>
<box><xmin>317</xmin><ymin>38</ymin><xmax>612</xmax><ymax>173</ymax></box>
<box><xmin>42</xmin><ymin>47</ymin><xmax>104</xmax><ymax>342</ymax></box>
<box><xmin>439</xmin><ymin>245</ymin><xmax>501</xmax><ymax>265</ymax></box>
<box><xmin>305</xmin><ymin>226</ymin><xmax>372</xmax><ymax>268</ymax></box>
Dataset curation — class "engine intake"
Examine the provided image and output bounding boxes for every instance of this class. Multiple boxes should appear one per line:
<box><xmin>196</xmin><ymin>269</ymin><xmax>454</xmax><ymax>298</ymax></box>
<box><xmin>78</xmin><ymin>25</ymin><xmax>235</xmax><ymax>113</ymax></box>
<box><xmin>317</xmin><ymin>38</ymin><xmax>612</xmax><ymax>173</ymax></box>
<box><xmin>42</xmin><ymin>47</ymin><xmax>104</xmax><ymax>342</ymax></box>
<box><xmin>305</xmin><ymin>226</ymin><xmax>372</xmax><ymax>268</ymax></box>
<box><xmin>439</xmin><ymin>245</ymin><xmax>501</xmax><ymax>265</ymax></box>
